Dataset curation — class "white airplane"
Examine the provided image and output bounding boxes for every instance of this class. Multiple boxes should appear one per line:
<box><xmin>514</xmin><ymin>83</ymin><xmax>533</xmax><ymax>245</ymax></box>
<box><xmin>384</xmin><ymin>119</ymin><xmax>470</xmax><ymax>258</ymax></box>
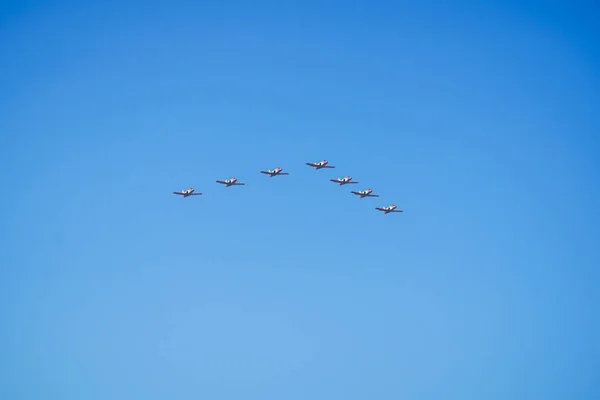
<box><xmin>216</xmin><ymin>177</ymin><xmax>246</xmax><ymax>187</ymax></box>
<box><xmin>260</xmin><ymin>167</ymin><xmax>289</xmax><ymax>177</ymax></box>
<box><xmin>330</xmin><ymin>176</ymin><xmax>358</xmax><ymax>185</ymax></box>
<box><xmin>351</xmin><ymin>189</ymin><xmax>379</xmax><ymax>198</ymax></box>
<box><xmin>306</xmin><ymin>160</ymin><xmax>335</xmax><ymax>169</ymax></box>
<box><xmin>375</xmin><ymin>205</ymin><xmax>403</xmax><ymax>214</ymax></box>
<box><xmin>172</xmin><ymin>188</ymin><xmax>202</xmax><ymax>198</ymax></box>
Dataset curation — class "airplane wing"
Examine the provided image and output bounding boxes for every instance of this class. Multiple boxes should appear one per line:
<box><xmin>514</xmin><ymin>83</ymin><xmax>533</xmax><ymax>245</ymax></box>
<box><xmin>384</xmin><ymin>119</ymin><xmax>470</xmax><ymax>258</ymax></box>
<box><xmin>392</xmin><ymin>209</ymin><xmax>404</xmax><ymax>212</ymax></box>
<box><xmin>173</xmin><ymin>192</ymin><xmax>184</xmax><ymax>195</ymax></box>
<box><xmin>321</xmin><ymin>165</ymin><xmax>335</xmax><ymax>168</ymax></box>
<box><xmin>233</xmin><ymin>183</ymin><xmax>245</xmax><ymax>185</ymax></box>
<box><xmin>375</xmin><ymin>207</ymin><xmax>386</xmax><ymax>211</ymax></box>
<box><xmin>347</xmin><ymin>181</ymin><xmax>359</xmax><ymax>184</ymax></box>
<box><xmin>190</xmin><ymin>193</ymin><xmax>203</xmax><ymax>196</ymax></box>
<box><xmin>216</xmin><ymin>180</ymin><xmax>227</xmax><ymax>184</ymax></box>
<box><xmin>329</xmin><ymin>179</ymin><xmax>340</xmax><ymax>183</ymax></box>
<box><xmin>306</xmin><ymin>162</ymin><xmax>317</xmax><ymax>167</ymax></box>
<box><xmin>369</xmin><ymin>194</ymin><xmax>380</xmax><ymax>197</ymax></box>
<box><xmin>278</xmin><ymin>172</ymin><xmax>289</xmax><ymax>175</ymax></box>
<box><xmin>260</xmin><ymin>171</ymin><xmax>270</xmax><ymax>175</ymax></box>
<box><xmin>350</xmin><ymin>191</ymin><xmax>360</xmax><ymax>195</ymax></box>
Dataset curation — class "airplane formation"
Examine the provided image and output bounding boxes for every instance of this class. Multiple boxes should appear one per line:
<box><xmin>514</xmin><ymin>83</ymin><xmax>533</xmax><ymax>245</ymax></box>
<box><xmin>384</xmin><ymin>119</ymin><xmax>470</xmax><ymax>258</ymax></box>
<box><xmin>173</xmin><ymin>159</ymin><xmax>403</xmax><ymax>215</ymax></box>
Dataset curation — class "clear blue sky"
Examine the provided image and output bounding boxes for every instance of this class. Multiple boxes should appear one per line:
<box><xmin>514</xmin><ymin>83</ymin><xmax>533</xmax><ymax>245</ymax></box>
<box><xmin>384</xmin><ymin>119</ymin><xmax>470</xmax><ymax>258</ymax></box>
<box><xmin>1</xmin><ymin>1</ymin><xmax>599</xmax><ymax>399</ymax></box>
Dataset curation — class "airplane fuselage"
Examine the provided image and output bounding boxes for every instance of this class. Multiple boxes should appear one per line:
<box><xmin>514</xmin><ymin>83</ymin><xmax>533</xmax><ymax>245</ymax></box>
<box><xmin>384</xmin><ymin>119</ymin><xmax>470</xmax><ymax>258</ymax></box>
<box><xmin>307</xmin><ymin>160</ymin><xmax>335</xmax><ymax>169</ymax></box>
<box><xmin>261</xmin><ymin>167</ymin><xmax>289</xmax><ymax>177</ymax></box>
<box><xmin>217</xmin><ymin>177</ymin><xmax>245</xmax><ymax>187</ymax></box>
<box><xmin>351</xmin><ymin>189</ymin><xmax>377</xmax><ymax>198</ymax></box>
<box><xmin>332</xmin><ymin>176</ymin><xmax>357</xmax><ymax>185</ymax></box>
<box><xmin>173</xmin><ymin>188</ymin><xmax>202</xmax><ymax>197</ymax></box>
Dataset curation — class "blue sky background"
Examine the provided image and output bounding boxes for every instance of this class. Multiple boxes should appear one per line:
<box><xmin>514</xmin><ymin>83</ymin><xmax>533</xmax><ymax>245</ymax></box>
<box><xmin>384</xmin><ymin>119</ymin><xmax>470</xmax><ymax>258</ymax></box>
<box><xmin>1</xmin><ymin>1</ymin><xmax>599</xmax><ymax>399</ymax></box>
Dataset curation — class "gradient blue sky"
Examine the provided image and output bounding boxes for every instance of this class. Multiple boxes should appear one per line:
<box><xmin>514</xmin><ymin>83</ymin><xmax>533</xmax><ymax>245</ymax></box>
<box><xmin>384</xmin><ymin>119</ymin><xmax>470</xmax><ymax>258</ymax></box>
<box><xmin>1</xmin><ymin>1</ymin><xmax>599</xmax><ymax>399</ymax></box>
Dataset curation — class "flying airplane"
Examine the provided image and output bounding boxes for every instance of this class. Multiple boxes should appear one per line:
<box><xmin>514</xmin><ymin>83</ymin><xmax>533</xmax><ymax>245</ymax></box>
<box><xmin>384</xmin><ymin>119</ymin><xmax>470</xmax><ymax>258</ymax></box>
<box><xmin>351</xmin><ymin>189</ymin><xmax>379</xmax><ymax>198</ymax></box>
<box><xmin>216</xmin><ymin>177</ymin><xmax>245</xmax><ymax>187</ymax></box>
<box><xmin>260</xmin><ymin>167</ymin><xmax>289</xmax><ymax>177</ymax></box>
<box><xmin>306</xmin><ymin>160</ymin><xmax>335</xmax><ymax>169</ymax></box>
<box><xmin>172</xmin><ymin>188</ymin><xmax>202</xmax><ymax>198</ymax></box>
<box><xmin>330</xmin><ymin>176</ymin><xmax>359</xmax><ymax>185</ymax></box>
<box><xmin>375</xmin><ymin>205</ymin><xmax>404</xmax><ymax>214</ymax></box>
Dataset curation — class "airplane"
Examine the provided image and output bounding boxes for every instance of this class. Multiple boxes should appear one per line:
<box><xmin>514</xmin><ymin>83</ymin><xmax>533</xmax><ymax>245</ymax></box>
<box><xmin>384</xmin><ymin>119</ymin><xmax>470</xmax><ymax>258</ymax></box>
<box><xmin>216</xmin><ymin>177</ymin><xmax>246</xmax><ymax>187</ymax></box>
<box><xmin>330</xmin><ymin>176</ymin><xmax>359</xmax><ymax>185</ymax></box>
<box><xmin>306</xmin><ymin>160</ymin><xmax>335</xmax><ymax>169</ymax></box>
<box><xmin>172</xmin><ymin>188</ymin><xmax>202</xmax><ymax>198</ymax></box>
<box><xmin>351</xmin><ymin>189</ymin><xmax>379</xmax><ymax>198</ymax></box>
<box><xmin>375</xmin><ymin>205</ymin><xmax>404</xmax><ymax>214</ymax></box>
<box><xmin>260</xmin><ymin>167</ymin><xmax>289</xmax><ymax>177</ymax></box>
